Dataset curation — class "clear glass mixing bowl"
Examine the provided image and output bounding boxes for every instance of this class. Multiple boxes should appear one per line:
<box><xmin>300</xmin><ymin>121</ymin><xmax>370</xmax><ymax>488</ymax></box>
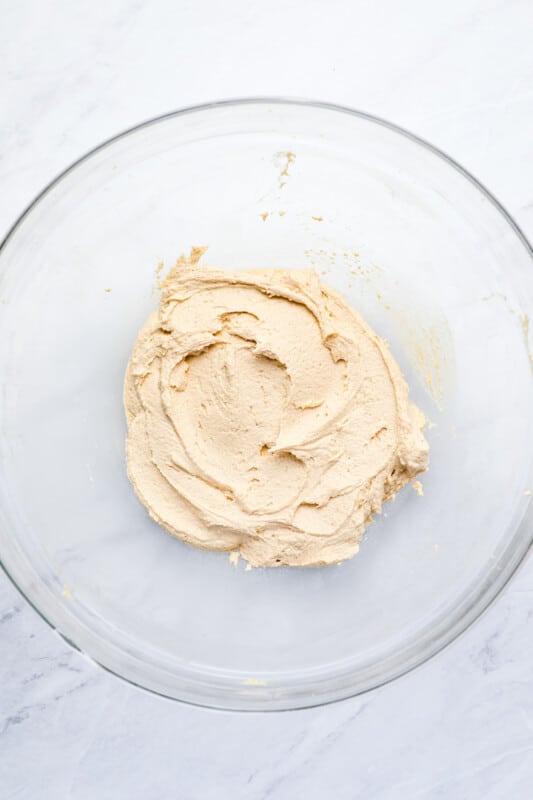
<box><xmin>1</xmin><ymin>99</ymin><xmax>532</xmax><ymax>710</ymax></box>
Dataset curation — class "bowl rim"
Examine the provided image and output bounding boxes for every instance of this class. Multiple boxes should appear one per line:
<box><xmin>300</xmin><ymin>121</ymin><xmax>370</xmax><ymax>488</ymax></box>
<box><xmin>1</xmin><ymin>96</ymin><xmax>532</xmax><ymax>712</ymax></box>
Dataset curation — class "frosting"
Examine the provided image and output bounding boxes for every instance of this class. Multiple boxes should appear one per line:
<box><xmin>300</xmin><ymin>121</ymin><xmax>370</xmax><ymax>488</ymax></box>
<box><xmin>125</xmin><ymin>249</ymin><xmax>429</xmax><ymax>567</ymax></box>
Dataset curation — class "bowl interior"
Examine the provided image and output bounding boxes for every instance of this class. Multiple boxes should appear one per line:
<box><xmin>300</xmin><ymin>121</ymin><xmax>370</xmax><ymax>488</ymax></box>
<box><xmin>1</xmin><ymin>101</ymin><xmax>532</xmax><ymax>710</ymax></box>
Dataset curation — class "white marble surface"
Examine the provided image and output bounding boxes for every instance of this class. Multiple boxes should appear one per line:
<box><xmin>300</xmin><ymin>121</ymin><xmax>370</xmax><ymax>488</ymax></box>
<box><xmin>2</xmin><ymin>1</ymin><xmax>533</xmax><ymax>797</ymax></box>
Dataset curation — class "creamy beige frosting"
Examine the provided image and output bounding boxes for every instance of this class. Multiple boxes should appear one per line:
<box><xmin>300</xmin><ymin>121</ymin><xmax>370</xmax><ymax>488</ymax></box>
<box><xmin>125</xmin><ymin>249</ymin><xmax>429</xmax><ymax>567</ymax></box>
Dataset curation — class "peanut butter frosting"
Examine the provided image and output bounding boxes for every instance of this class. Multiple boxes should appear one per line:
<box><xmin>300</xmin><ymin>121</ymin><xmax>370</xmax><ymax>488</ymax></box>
<box><xmin>124</xmin><ymin>249</ymin><xmax>429</xmax><ymax>567</ymax></box>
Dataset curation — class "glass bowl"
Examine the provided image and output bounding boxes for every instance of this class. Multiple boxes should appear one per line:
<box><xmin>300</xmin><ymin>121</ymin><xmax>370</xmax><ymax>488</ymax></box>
<box><xmin>1</xmin><ymin>99</ymin><xmax>532</xmax><ymax>711</ymax></box>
